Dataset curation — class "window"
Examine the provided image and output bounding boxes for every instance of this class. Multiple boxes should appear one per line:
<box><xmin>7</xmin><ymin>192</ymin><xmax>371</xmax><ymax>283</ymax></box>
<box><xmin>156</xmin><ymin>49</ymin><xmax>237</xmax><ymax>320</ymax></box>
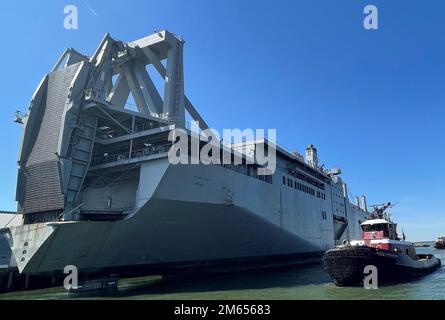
<box><xmin>294</xmin><ymin>181</ymin><xmax>297</xmax><ymax>189</ymax></box>
<box><xmin>283</xmin><ymin>176</ymin><xmax>286</xmax><ymax>185</ymax></box>
<box><xmin>322</xmin><ymin>211</ymin><xmax>327</xmax><ymax>220</ymax></box>
<box><xmin>361</xmin><ymin>224</ymin><xmax>390</xmax><ymax>237</ymax></box>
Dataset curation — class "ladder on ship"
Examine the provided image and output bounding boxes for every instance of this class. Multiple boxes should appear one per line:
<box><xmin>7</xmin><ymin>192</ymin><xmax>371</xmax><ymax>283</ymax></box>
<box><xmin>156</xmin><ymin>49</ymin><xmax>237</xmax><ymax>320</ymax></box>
<box><xmin>64</xmin><ymin>115</ymin><xmax>98</xmax><ymax>218</ymax></box>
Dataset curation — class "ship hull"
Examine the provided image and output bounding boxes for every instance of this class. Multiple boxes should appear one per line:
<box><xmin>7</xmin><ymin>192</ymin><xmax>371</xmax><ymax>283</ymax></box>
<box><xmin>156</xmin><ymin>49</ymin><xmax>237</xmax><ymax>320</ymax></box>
<box><xmin>11</xmin><ymin>197</ymin><xmax>324</xmax><ymax>277</ymax></box>
<box><xmin>322</xmin><ymin>246</ymin><xmax>441</xmax><ymax>286</ymax></box>
<box><xmin>10</xmin><ymin>160</ymin><xmax>341</xmax><ymax>278</ymax></box>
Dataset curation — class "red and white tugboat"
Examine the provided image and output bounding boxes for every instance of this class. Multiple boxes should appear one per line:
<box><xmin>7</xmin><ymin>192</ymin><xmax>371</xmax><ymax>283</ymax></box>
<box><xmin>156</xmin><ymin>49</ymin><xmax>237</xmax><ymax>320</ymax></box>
<box><xmin>434</xmin><ymin>235</ymin><xmax>445</xmax><ymax>249</ymax></box>
<box><xmin>323</xmin><ymin>202</ymin><xmax>441</xmax><ymax>286</ymax></box>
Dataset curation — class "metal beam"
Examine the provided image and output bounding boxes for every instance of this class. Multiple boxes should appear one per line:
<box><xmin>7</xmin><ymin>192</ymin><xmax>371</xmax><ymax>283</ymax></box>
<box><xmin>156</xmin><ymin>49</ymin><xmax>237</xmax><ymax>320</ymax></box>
<box><xmin>128</xmin><ymin>116</ymin><xmax>135</xmax><ymax>158</ymax></box>
<box><xmin>96</xmin><ymin>105</ymin><xmax>130</xmax><ymax>133</ymax></box>
<box><xmin>133</xmin><ymin>62</ymin><xmax>163</xmax><ymax>115</ymax></box>
<box><xmin>104</xmin><ymin>72</ymin><xmax>113</xmax><ymax>97</ymax></box>
<box><xmin>51</xmin><ymin>49</ymin><xmax>70</xmax><ymax>72</ymax></box>
<box><xmin>142</xmin><ymin>47</ymin><xmax>166</xmax><ymax>78</ymax></box>
<box><xmin>65</xmin><ymin>49</ymin><xmax>89</xmax><ymax>67</ymax></box>
<box><xmin>95</xmin><ymin>124</ymin><xmax>175</xmax><ymax>145</ymax></box>
<box><xmin>90</xmin><ymin>33</ymin><xmax>111</xmax><ymax>65</ymax></box>
<box><xmin>108</xmin><ymin>73</ymin><xmax>130</xmax><ymax>109</ymax></box>
<box><xmin>185</xmin><ymin>97</ymin><xmax>210</xmax><ymax>130</ymax></box>
<box><xmin>122</xmin><ymin>65</ymin><xmax>150</xmax><ymax>115</ymax></box>
<box><xmin>141</xmin><ymin>46</ymin><xmax>209</xmax><ymax>130</ymax></box>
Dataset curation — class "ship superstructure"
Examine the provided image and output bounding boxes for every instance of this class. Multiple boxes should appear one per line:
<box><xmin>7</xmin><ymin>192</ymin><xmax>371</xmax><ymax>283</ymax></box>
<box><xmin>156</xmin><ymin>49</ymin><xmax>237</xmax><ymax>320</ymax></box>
<box><xmin>9</xmin><ymin>31</ymin><xmax>370</xmax><ymax>277</ymax></box>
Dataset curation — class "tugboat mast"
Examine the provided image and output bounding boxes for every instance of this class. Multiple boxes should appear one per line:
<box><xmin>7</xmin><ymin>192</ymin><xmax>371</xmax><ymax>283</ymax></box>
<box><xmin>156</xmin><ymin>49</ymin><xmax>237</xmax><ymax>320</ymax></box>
<box><xmin>368</xmin><ymin>202</ymin><xmax>394</xmax><ymax>220</ymax></box>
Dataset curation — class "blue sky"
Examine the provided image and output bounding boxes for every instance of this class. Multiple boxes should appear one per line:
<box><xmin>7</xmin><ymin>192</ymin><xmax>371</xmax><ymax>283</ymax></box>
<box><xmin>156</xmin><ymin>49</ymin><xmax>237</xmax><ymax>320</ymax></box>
<box><xmin>0</xmin><ymin>0</ymin><xmax>443</xmax><ymax>241</ymax></box>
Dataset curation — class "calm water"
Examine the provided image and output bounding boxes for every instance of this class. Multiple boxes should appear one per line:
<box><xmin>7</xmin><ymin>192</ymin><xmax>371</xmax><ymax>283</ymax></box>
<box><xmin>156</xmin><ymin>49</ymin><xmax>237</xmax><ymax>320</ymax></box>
<box><xmin>1</xmin><ymin>247</ymin><xmax>445</xmax><ymax>300</ymax></box>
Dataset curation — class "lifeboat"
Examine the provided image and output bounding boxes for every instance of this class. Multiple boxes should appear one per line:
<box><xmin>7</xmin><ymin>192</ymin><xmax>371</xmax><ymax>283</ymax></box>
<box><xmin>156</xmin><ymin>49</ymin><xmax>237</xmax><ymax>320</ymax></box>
<box><xmin>323</xmin><ymin>202</ymin><xmax>441</xmax><ymax>286</ymax></box>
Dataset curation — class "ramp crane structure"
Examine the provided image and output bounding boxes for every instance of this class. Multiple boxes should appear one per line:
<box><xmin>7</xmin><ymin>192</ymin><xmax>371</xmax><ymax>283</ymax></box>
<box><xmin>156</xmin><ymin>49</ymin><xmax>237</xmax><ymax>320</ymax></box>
<box><xmin>16</xmin><ymin>30</ymin><xmax>208</xmax><ymax>223</ymax></box>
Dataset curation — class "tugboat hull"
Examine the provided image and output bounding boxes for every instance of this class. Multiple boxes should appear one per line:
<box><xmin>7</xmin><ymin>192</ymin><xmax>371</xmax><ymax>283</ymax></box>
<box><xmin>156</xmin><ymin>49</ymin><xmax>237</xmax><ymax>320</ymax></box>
<box><xmin>322</xmin><ymin>246</ymin><xmax>441</xmax><ymax>286</ymax></box>
<box><xmin>434</xmin><ymin>242</ymin><xmax>445</xmax><ymax>249</ymax></box>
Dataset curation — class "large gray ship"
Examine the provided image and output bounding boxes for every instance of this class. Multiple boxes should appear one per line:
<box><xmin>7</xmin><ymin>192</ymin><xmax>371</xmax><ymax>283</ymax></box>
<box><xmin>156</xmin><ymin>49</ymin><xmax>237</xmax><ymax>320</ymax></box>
<box><xmin>8</xmin><ymin>30</ymin><xmax>370</xmax><ymax>279</ymax></box>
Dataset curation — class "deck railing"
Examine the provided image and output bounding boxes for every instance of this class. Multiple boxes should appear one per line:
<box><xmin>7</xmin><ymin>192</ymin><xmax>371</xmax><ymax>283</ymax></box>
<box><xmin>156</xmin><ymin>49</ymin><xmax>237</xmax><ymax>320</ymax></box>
<box><xmin>91</xmin><ymin>144</ymin><xmax>172</xmax><ymax>167</ymax></box>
